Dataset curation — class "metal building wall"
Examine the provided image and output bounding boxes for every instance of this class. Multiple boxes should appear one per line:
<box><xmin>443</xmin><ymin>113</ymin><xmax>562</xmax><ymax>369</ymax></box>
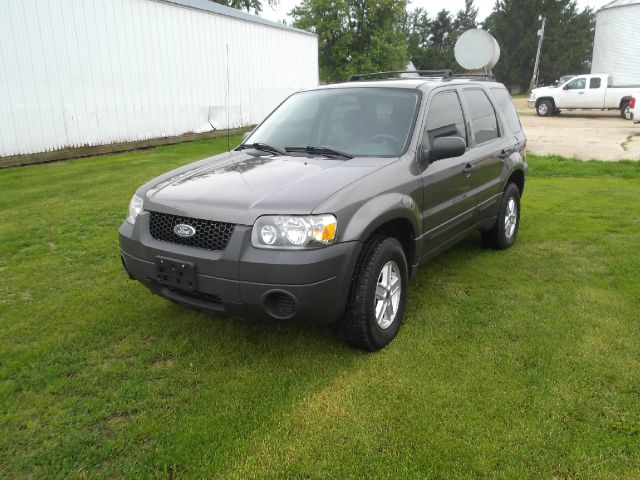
<box><xmin>591</xmin><ymin>1</ymin><xmax>640</xmax><ymax>85</ymax></box>
<box><xmin>0</xmin><ymin>0</ymin><xmax>318</xmax><ymax>157</ymax></box>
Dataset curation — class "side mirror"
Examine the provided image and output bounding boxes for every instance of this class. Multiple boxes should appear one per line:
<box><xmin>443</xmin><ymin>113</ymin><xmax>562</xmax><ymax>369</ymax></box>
<box><xmin>563</xmin><ymin>84</ymin><xmax>569</xmax><ymax>90</ymax></box>
<box><xmin>242</xmin><ymin>131</ymin><xmax>252</xmax><ymax>143</ymax></box>
<box><xmin>427</xmin><ymin>136</ymin><xmax>466</xmax><ymax>162</ymax></box>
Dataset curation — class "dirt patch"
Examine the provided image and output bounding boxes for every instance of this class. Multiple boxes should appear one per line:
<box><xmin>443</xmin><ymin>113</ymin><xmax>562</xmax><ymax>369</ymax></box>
<box><xmin>514</xmin><ymin>98</ymin><xmax>640</xmax><ymax>161</ymax></box>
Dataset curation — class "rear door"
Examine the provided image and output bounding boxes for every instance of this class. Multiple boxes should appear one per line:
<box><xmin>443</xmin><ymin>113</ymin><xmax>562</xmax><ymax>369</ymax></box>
<box><xmin>459</xmin><ymin>88</ymin><xmax>512</xmax><ymax>215</ymax></box>
<box><xmin>583</xmin><ymin>76</ymin><xmax>605</xmax><ymax>108</ymax></box>
<box><xmin>419</xmin><ymin>89</ymin><xmax>472</xmax><ymax>248</ymax></box>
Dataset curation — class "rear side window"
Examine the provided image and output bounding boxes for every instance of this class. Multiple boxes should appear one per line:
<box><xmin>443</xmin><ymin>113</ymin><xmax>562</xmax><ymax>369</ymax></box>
<box><xmin>491</xmin><ymin>88</ymin><xmax>522</xmax><ymax>134</ymax></box>
<box><xmin>462</xmin><ymin>89</ymin><xmax>499</xmax><ymax>145</ymax></box>
<box><xmin>423</xmin><ymin>91</ymin><xmax>466</xmax><ymax>148</ymax></box>
<box><xmin>590</xmin><ymin>77</ymin><xmax>601</xmax><ymax>89</ymax></box>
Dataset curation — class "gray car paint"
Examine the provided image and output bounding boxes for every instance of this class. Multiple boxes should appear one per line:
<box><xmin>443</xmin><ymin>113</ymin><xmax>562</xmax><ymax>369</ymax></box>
<box><xmin>121</xmin><ymin>77</ymin><xmax>526</xmax><ymax>323</ymax></box>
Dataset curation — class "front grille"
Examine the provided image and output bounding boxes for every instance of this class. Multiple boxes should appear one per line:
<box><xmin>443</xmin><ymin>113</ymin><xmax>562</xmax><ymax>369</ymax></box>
<box><xmin>148</xmin><ymin>211</ymin><xmax>235</xmax><ymax>251</ymax></box>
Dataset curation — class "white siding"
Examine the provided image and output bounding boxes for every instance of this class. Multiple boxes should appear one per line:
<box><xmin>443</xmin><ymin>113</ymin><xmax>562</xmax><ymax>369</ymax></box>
<box><xmin>591</xmin><ymin>2</ymin><xmax>640</xmax><ymax>85</ymax></box>
<box><xmin>0</xmin><ymin>0</ymin><xmax>318</xmax><ymax>157</ymax></box>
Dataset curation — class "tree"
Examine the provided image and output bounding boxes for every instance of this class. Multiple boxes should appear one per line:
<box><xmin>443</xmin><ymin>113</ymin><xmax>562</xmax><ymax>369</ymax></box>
<box><xmin>484</xmin><ymin>0</ymin><xmax>595</xmax><ymax>91</ymax></box>
<box><xmin>403</xmin><ymin>8</ymin><xmax>456</xmax><ymax>71</ymax></box>
<box><xmin>291</xmin><ymin>0</ymin><xmax>408</xmax><ymax>82</ymax></box>
<box><xmin>212</xmin><ymin>0</ymin><xmax>278</xmax><ymax>14</ymax></box>
<box><xmin>453</xmin><ymin>0</ymin><xmax>478</xmax><ymax>35</ymax></box>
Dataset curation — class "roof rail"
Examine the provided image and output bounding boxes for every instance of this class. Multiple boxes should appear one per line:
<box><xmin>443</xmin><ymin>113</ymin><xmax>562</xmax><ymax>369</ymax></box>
<box><xmin>348</xmin><ymin>70</ymin><xmax>454</xmax><ymax>82</ymax></box>
<box><xmin>451</xmin><ymin>72</ymin><xmax>496</xmax><ymax>81</ymax></box>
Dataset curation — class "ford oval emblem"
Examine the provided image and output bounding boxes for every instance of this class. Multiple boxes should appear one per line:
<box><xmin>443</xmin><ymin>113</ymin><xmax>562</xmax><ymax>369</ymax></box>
<box><xmin>174</xmin><ymin>223</ymin><xmax>196</xmax><ymax>238</ymax></box>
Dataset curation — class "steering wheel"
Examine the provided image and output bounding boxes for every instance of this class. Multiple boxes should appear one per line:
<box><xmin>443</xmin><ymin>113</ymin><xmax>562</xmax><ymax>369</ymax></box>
<box><xmin>368</xmin><ymin>134</ymin><xmax>401</xmax><ymax>150</ymax></box>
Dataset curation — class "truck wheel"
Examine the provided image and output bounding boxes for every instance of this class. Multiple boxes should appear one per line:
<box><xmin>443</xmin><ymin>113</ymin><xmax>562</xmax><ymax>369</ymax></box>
<box><xmin>482</xmin><ymin>183</ymin><xmax>521</xmax><ymax>250</ymax></box>
<box><xmin>339</xmin><ymin>236</ymin><xmax>408</xmax><ymax>351</ymax></box>
<box><xmin>621</xmin><ymin>101</ymin><xmax>631</xmax><ymax>120</ymax></box>
<box><xmin>536</xmin><ymin>100</ymin><xmax>553</xmax><ymax>117</ymax></box>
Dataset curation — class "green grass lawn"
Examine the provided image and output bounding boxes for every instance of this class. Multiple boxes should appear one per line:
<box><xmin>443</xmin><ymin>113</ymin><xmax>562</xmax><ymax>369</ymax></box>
<box><xmin>1</xmin><ymin>140</ymin><xmax>639</xmax><ymax>478</ymax></box>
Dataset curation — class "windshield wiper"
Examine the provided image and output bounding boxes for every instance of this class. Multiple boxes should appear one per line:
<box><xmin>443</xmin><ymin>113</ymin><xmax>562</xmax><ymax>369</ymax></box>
<box><xmin>285</xmin><ymin>146</ymin><xmax>353</xmax><ymax>159</ymax></box>
<box><xmin>236</xmin><ymin>142</ymin><xmax>286</xmax><ymax>156</ymax></box>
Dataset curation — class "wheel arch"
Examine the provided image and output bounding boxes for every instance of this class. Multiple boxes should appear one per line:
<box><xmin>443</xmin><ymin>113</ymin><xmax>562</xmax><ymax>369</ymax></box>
<box><xmin>619</xmin><ymin>96</ymin><xmax>632</xmax><ymax>109</ymax></box>
<box><xmin>505</xmin><ymin>169</ymin><xmax>525</xmax><ymax>195</ymax></box>
<box><xmin>339</xmin><ymin>193</ymin><xmax>421</xmax><ymax>271</ymax></box>
<box><xmin>535</xmin><ymin>97</ymin><xmax>556</xmax><ymax>109</ymax></box>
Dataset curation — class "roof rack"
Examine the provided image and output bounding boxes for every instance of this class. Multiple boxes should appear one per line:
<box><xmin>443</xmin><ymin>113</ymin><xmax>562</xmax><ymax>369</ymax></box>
<box><xmin>348</xmin><ymin>70</ymin><xmax>454</xmax><ymax>82</ymax></box>
<box><xmin>452</xmin><ymin>72</ymin><xmax>496</xmax><ymax>81</ymax></box>
<box><xmin>347</xmin><ymin>70</ymin><xmax>497</xmax><ymax>82</ymax></box>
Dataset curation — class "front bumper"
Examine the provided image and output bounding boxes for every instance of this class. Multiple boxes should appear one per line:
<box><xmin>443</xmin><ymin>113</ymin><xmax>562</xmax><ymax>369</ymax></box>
<box><xmin>119</xmin><ymin>212</ymin><xmax>361</xmax><ymax>324</ymax></box>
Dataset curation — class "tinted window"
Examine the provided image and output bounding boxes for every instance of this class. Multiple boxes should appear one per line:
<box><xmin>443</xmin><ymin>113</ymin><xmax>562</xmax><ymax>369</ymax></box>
<box><xmin>462</xmin><ymin>89</ymin><xmax>499</xmax><ymax>145</ymax></box>
<box><xmin>566</xmin><ymin>78</ymin><xmax>586</xmax><ymax>90</ymax></box>
<box><xmin>423</xmin><ymin>91</ymin><xmax>466</xmax><ymax>148</ymax></box>
<box><xmin>248</xmin><ymin>88</ymin><xmax>420</xmax><ymax>157</ymax></box>
<box><xmin>589</xmin><ymin>77</ymin><xmax>601</xmax><ymax>89</ymax></box>
<box><xmin>491</xmin><ymin>88</ymin><xmax>522</xmax><ymax>133</ymax></box>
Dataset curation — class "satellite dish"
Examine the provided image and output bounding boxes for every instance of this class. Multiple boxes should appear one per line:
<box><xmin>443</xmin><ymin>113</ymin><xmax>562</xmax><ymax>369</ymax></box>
<box><xmin>454</xmin><ymin>29</ymin><xmax>500</xmax><ymax>71</ymax></box>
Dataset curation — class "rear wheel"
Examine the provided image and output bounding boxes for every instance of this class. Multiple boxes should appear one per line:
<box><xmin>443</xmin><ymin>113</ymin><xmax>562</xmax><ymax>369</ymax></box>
<box><xmin>482</xmin><ymin>183</ymin><xmax>521</xmax><ymax>250</ymax></box>
<box><xmin>340</xmin><ymin>236</ymin><xmax>408</xmax><ymax>351</ymax></box>
<box><xmin>621</xmin><ymin>101</ymin><xmax>631</xmax><ymax>120</ymax></box>
<box><xmin>536</xmin><ymin>100</ymin><xmax>553</xmax><ymax>117</ymax></box>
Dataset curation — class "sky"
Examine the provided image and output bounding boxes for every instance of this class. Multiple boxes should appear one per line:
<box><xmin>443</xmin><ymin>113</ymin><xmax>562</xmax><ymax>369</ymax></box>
<box><xmin>260</xmin><ymin>0</ymin><xmax>613</xmax><ymax>24</ymax></box>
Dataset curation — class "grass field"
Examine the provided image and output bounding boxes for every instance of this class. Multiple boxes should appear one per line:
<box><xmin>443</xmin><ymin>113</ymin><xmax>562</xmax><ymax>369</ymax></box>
<box><xmin>1</xmin><ymin>138</ymin><xmax>639</xmax><ymax>478</ymax></box>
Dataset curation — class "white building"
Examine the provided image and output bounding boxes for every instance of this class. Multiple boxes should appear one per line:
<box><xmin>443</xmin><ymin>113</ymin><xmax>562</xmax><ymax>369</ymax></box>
<box><xmin>0</xmin><ymin>0</ymin><xmax>318</xmax><ymax>157</ymax></box>
<box><xmin>591</xmin><ymin>0</ymin><xmax>640</xmax><ymax>85</ymax></box>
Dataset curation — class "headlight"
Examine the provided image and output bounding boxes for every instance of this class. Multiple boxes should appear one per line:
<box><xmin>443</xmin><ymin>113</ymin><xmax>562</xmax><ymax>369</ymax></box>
<box><xmin>126</xmin><ymin>194</ymin><xmax>144</xmax><ymax>224</ymax></box>
<box><xmin>252</xmin><ymin>214</ymin><xmax>337</xmax><ymax>249</ymax></box>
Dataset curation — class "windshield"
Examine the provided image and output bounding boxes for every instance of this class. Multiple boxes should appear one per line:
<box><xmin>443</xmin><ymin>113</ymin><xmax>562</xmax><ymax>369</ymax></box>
<box><xmin>246</xmin><ymin>88</ymin><xmax>420</xmax><ymax>157</ymax></box>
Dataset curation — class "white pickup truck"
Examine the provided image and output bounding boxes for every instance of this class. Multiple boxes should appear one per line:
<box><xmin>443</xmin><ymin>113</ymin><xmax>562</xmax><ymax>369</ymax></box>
<box><xmin>528</xmin><ymin>74</ymin><xmax>640</xmax><ymax>118</ymax></box>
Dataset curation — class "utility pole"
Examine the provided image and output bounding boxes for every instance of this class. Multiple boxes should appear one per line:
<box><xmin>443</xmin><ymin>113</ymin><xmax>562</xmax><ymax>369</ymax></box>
<box><xmin>529</xmin><ymin>16</ymin><xmax>546</xmax><ymax>91</ymax></box>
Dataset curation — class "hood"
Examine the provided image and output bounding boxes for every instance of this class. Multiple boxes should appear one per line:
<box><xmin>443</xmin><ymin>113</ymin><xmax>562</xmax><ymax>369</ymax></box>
<box><xmin>141</xmin><ymin>150</ymin><xmax>388</xmax><ymax>225</ymax></box>
<box><xmin>531</xmin><ymin>85</ymin><xmax>555</xmax><ymax>97</ymax></box>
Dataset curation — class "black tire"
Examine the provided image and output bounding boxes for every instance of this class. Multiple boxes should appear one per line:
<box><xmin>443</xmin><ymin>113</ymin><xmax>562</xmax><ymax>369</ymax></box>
<box><xmin>482</xmin><ymin>183</ymin><xmax>521</xmax><ymax>250</ymax></box>
<box><xmin>621</xmin><ymin>101</ymin><xmax>631</xmax><ymax>120</ymax></box>
<box><xmin>536</xmin><ymin>100</ymin><xmax>554</xmax><ymax>117</ymax></box>
<box><xmin>339</xmin><ymin>236</ymin><xmax>408</xmax><ymax>351</ymax></box>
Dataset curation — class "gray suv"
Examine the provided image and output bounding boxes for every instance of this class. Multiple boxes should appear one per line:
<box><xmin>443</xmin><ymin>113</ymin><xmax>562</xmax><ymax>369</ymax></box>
<box><xmin>119</xmin><ymin>70</ymin><xmax>527</xmax><ymax>351</ymax></box>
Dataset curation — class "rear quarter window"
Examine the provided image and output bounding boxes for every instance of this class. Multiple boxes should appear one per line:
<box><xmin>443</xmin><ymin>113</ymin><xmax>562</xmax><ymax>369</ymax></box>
<box><xmin>491</xmin><ymin>87</ymin><xmax>522</xmax><ymax>134</ymax></box>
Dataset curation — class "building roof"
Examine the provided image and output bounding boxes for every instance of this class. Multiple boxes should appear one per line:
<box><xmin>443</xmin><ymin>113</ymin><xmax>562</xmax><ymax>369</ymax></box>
<box><xmin>599</xmin><ymin>0</ymin><xmax>640</xmax><ymax>11</ymax></box>
<box><xmin>159</xmin><ymin>0</ymin><xmax>316</xmax><ymax>36</ymax></box>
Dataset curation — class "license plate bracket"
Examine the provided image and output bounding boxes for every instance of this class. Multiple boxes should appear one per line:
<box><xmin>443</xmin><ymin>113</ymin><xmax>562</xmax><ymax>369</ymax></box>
<box><xmin>155</xmin><ymin>256</ymin><xmax>197</xmax><ymax>292</ymax></box>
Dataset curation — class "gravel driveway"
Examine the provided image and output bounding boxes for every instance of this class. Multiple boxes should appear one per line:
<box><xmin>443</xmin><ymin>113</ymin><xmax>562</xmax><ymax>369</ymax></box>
<box><xmin>513</xmin><ymin>98</ymin><xmax>640</xmax><ymax>161</ymax></box>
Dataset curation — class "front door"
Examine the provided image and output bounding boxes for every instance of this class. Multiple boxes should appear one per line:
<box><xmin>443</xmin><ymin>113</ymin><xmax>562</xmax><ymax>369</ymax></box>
<box><xmin>419</xmin><ymin>89</ymin><xmax>473</xmax><ymax>252</ymax></box>
<box><xmin>557</xmin><ymin>76</ymin><xmax>587</xmax><ymax>108</ymax></box>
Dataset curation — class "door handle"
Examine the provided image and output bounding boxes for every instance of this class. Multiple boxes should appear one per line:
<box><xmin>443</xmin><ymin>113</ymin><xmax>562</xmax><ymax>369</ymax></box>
<box><xmin>577</xmin><ymin>91</ymin><xmax>585</xmax><ymax>95</ymax></box>
<box><xmin>463</xmin><ymin>163</ymin><xmax>475</xmax><ymax>177</ymax></box>
<box><xmin>499</xmin><ymin>148</ymin><xmax>513</xmax><ymax>159</ymax></box>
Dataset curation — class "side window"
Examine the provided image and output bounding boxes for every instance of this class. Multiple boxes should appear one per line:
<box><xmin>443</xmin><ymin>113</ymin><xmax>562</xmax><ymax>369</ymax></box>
<box><xmin>462</xmin><ymin>89</ymin><xmax>499</xmax><ymax>145</ymax></box>
<box><xmin>491</xmin><ymin>88</ymin><xmax>522</xmax><ymax>134</ymax></box>
<box><xmin>423</xmin><ymin>91</ymin><xmax>466</xmax><ymax>149</ymax></box>
<box><xmin>566</xmin><ymin>78</ymin><xmax>586</xmax><ymax>90</ymax></box>
<box><xmin>589</xmin><ymin>77</ymin><xmax>602</xmax><ymax>89</ymax></box>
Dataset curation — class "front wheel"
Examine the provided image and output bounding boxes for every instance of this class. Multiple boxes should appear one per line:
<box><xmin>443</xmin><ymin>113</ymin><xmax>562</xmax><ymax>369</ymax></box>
<box><xmin>482</xmin><ymin>183</ymin><xmax>521</xmax><ymax>250</ymax></box>
<box><xmin>340</xmin><ymin>236</ymin><xmax>408</xmax><ymax>351</ymax></box>
<box><xmin>536</xmin><ymin>100</ymin><xmax>554</xmax><ymax>117</ymax></box>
